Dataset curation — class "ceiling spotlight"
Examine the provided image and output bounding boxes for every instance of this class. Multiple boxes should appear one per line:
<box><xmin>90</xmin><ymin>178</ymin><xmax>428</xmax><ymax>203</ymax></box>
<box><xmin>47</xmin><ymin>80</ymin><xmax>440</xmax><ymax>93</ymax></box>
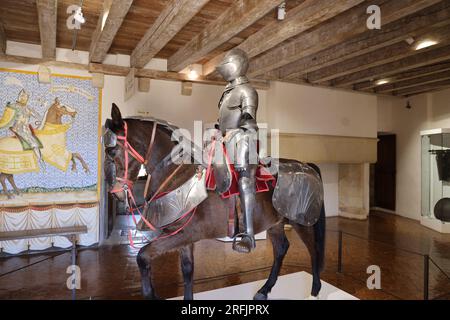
<box><xmin>405</xmin><ymin>37</ymin><xmax>415</xmax><ymax>45</ymax></box>
<box><xmin>74</xmin><ymin>6</ymin><xmax>86</xmax><ymax>24</ymax></box>
<box><xmin>187</xmin><ymin>66</ymin><xmax>199</xmax><ymax>80</ymax></box>
<box><xmin>415</xmin><ymin>39</ymin><xmax>438</xmax><ymax>51</ymax></box>
<box><xmin>277</xmin><ymin>2</ymin><xmax>286</xmax><ymax>21</ymax></box>
<box><xmin>375</xmin><ymin>79</ymin><xmax>389</xmax><ymax>86</ymax></box>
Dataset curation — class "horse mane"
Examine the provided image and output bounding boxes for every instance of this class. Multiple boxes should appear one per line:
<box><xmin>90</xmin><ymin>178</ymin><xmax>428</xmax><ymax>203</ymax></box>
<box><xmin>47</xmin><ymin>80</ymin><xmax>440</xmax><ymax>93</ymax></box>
<box><xmin>124</xmin><ymin>116</ymin><xmax>204</xmax><ymax>166</ymax></box>
<box><xmin>124</xmin><ymin>116</ymin><xmax>179</xmax><ymax>138</ymax></box>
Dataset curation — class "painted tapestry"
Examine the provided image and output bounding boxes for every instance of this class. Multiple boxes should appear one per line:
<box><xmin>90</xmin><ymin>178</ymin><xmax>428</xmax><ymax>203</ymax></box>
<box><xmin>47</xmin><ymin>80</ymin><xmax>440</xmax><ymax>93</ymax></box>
<box><xmin>0</xmin><ymin>69</ymin><xmax>100</xmax><ymax>205</ymax></box>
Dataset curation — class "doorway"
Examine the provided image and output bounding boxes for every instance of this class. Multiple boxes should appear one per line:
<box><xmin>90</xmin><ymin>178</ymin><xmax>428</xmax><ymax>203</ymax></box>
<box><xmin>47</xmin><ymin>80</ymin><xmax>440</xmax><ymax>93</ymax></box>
<box><xmin>372</xmin><ymin>134</ymin><xmax>396</xmax><ymax>211</ymax></box>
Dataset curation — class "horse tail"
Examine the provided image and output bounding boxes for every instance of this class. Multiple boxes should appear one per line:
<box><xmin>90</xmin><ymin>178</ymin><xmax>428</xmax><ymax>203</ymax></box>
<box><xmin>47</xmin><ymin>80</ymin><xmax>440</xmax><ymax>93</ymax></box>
<box><xmin>307</xmin><ymin>162</ymin><xmax>326</xmax><ymax>271</ymax></box>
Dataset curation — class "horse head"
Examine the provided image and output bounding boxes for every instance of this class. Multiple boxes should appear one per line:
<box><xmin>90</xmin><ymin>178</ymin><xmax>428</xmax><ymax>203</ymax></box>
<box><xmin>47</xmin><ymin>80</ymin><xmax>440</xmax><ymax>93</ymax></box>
<box><xmin>103</xmin><ymin>103</ymin><xmax>143</xmax><ymax>201</ymax></box>
<box><xmin>54</xmin><ymin>98</ymin><xmax>77</xmax><ymax>118</ymax></box>
<box><xmin>44</xmin><ymin>98</ymin><xmax>77</xmax><ymax>125</ymax></box>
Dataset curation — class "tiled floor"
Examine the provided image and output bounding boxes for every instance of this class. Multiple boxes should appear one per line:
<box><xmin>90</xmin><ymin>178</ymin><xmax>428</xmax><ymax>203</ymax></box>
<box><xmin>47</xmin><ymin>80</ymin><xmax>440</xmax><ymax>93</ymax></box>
<box><xmin>0</xmin><ymin>211</ymin><xmax>449</xmax><ymax>300</ymax></box>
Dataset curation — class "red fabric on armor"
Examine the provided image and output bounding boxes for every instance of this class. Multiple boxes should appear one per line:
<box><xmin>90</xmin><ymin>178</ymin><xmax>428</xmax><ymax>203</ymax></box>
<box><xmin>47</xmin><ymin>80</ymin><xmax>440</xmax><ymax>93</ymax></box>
<box><xmin>205</xmin><ymin>148</ymin><xmax>276</xmax><ymax>198</ymax></box>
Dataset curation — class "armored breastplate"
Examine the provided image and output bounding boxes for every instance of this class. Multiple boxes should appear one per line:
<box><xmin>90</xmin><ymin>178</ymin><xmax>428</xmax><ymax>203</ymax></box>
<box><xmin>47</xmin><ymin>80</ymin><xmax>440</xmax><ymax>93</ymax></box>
<box><xmin>218</xmin><ymin>88</ymin><xmax>243</xmax><ymax>135</ymax></box>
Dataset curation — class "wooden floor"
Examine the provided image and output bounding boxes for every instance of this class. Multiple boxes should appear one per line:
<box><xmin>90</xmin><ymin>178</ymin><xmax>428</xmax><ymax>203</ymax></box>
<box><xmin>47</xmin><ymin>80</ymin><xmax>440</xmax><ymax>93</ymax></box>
<box><xmin>1</xmin><ymin>211</ymin><xmax>450</xmax><ymax>300</ymax></box>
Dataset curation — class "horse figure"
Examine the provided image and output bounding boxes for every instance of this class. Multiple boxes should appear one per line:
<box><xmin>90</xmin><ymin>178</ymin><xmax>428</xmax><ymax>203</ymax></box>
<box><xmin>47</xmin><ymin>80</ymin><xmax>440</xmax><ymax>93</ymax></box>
<box><xmin>0</xmin><ymin>98</ymin><xmax>90</xmax><ymax>198</ymax></box>
<box><xmin>104</xmin><ymin>103</ymin><xmax>325</xmax><ymax>300</ymax></box>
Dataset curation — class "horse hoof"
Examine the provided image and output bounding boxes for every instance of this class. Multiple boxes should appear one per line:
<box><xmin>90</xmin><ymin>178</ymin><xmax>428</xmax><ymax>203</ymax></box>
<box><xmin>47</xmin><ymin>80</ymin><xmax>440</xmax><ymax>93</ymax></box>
<box><xmin>143</xmin><ymin>293</ymin><xmax>163</xmax><ymax>300</ymax></box>
<box><xmin>305</xmin><ymin>295</ymin><xmax>319</xmax><ymax>300</ymax></box>
<box><xmin>253</xmin><ymin>292</ymin><xmax>268</xmax><ymax>300</ymax></box>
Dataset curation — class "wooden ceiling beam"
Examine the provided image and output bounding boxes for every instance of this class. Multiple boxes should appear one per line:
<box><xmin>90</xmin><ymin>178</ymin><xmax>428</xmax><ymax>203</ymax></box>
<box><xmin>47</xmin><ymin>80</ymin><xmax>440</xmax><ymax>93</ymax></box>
<box><xmin>374</xmin><ymin>70</ymin><xmax>450</xmax><ymax>93</ymax></box>
<box><xmin>0</xmin><ymin>53</ymin><xmax>270</xmax><ymax>89</ymax></box>
<box><xmin>89</xmin><ymin>0</ymin><xmax>134</xmax><ymax>63</ymax></box>
<box><xmin>247</xmin><ymin>0</ymin><xmax>442</xmax><ymax>78</ymax></box>
<box><xmin>329</xmin><ymin>44</ymin><xmax>450</xmax><ymax>88</ymax></box>
<box><xmin>88</xmin><ymin>63</ymin><xmax>269</xmax><ymax>90</ymax></box>
<box><xmin>167</xmin><ymin>0</ymin><xmax>284</xmax><ymax>72</ymax></box>
<box><xmin>130</xmin><ymin>0</ymin><xmax>209</xmax><ymax>68</ymax></box>
<box><xmin>395</xmin><ymin>78</ymin><xmax>450</xmax><ymax>96</ymax></box>
<box><xmin>354</xmin><ymin>61</ymin><xmax>450</xmax><ymax>90</ymax></box>
<box><xmin>278</xmin><ymin>1</ymin><xmax>450</xmax><ymax>81</ymax></box>
<box><xmin>0</xmin><ymin>19</ymin><xmax>6</xmax><ymax>55</ymax></box>
<box><xmin>202</xmin><ymin>0</ymin><xmax>365</xmax><ymax>76</ymax></box>
<box><xmin>36</xmin><ymin>0</ymin><xmax>57</xmax><ymax>59</ymax></box>
<box><xmin>307</xmin><ymin>24</ymin><xmax>450</xmax><ymax>84</ymax></box>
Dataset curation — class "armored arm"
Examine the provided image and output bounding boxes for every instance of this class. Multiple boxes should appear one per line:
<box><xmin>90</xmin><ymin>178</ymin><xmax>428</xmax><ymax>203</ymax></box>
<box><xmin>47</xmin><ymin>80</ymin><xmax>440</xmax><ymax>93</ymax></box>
<box><xmin>239</xmin><ymin>86</ymin><xmax>258</xmax><ymax>132</ymax></box>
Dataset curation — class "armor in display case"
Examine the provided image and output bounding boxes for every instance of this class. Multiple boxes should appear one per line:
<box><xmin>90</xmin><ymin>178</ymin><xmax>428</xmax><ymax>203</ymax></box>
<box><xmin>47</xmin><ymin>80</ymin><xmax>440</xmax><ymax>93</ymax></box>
<box><xmin>421</xmin><ymin>128</ymin><xmax>450</xmax><ymax>232</ymax></box>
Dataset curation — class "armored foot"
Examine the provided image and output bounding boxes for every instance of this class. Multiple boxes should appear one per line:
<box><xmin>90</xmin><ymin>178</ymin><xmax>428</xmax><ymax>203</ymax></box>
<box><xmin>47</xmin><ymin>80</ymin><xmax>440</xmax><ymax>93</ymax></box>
<box><xmin>232</xmin><ymin>233</ymin><xmax>255</xmax><ymax>254</ymax></box>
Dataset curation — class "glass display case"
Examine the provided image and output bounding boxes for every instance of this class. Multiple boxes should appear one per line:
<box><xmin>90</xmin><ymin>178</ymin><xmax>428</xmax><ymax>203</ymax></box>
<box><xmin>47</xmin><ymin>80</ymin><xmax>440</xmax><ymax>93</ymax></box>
<box><xmin>421</xmin><ymin>129</ymin><xmax>450</xmax><ymax>227</ymax></box>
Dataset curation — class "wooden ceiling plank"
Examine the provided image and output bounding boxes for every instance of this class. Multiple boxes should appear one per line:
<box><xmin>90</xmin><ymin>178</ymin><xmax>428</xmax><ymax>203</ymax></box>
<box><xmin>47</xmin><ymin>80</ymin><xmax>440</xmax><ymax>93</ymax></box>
<box><xmin>375</xmin><ymin>70</ymin><xmax>450</xmax><ymax>93</ymax></box>
<box><xmin>202</xmin><ymin>0</ymin><xmax>365</xmax><ymax>76</ymax></box>
<box><xmin>89</xmin><ymin>0</ymin><xmax>134</xmax><ymax>63</ymax></box>
<box><xmin>247</xmin><ymin>0</ymin><xmax>442</xmax><ymax>78</ymax></box>
<box><xmin>307</xmin><ymin>24</ymin><xmax>450</xmax><ymax>84</ymax></box>
<box><xmin>167</xmin><ymin>0</ymin><xmax>284</xmax><ymax>72</ymax></box>
<box><xmin>331</xmin><ymin>44</ymin><xmax>450</xmax><ymax>88</ymax></box>
<box><xmin>279</xmin><ymin>1</ymin><xmax>450</xmax><ymax>81</ymax></box>
<box><xmin>130</xmin><ymin>0</ymin><xmax>210</xmax><ymax>68</ymax></box>
<box><xmin>354</xmin><ymin>61</ymin><xmax>450</xmax><ymax>90</ymax></box>
<box><xmin>36</xmin><ymin>0</ymin><xmax>57</xmax><ymax>59</ymax></box>
<box><xmin>395</xmin><ymin>78</ymin><xmax>450</xmax><ymax>96</ymax></box>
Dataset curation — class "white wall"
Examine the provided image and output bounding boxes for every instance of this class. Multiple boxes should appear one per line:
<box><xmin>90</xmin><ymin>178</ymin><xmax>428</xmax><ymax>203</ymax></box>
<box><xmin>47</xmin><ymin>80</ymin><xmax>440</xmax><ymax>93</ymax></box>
<box><xmin>265</xmin><ymin>82</ymin><xmax>378</xmax><ymax>217</ymax></box>
<box><xmin>266</xmin><ymin>81</ymin><xmax>378</xmax><ymax>138</ymax></box>
<box><xmin>377</xmin><ymin>88</ymin><xmax>450</xmax><ymax>221</ymax></box>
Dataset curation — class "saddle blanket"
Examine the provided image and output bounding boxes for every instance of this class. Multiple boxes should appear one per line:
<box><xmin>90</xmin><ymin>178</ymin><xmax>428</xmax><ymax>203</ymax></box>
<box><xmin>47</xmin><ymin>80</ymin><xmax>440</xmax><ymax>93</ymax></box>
<box><xmin>206</xmin><ymin>164</ymin><xmax>276</xmax><ymax>198</ymax></box>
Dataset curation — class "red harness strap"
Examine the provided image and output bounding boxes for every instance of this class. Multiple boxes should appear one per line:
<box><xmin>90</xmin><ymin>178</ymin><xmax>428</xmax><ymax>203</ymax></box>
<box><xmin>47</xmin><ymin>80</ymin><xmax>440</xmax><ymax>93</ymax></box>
<box><xmin>110</xmin><ymin>121</ymin><xmax>218</xmax><ymax>247</ymax></box>
<box><xmin>110</xmin><ymin>122</ymin><xmax>146</xmax><ymax>193</ymax></box>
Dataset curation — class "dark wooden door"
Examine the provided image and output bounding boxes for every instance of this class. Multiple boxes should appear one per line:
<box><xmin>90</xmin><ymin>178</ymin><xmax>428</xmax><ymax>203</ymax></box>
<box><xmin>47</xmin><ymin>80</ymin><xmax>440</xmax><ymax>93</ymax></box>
<box><xmin>375</xmin><ymin>134</ymin><xmax>396</xmax><ymax>211</ymax></box>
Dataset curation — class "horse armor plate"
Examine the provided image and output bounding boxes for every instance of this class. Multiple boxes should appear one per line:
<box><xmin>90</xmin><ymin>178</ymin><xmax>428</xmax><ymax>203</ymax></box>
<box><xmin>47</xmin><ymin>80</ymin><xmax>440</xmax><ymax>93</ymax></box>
<box><xmin>272</xmin><ymin>161</ymin><xmax>323</xmax><ymax>226</ymax></box>
<box><xmin>137</xmin><ymin>169</ymin><xmax>208</xmax><ymax>231</ymax></box>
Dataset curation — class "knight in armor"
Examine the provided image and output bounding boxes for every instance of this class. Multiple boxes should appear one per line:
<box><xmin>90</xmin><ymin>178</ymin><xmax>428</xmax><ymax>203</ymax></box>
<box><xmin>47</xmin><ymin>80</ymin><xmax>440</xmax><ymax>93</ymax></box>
<box><xmin>216</xmin><ymin>48</ymin><xmax>259</xmax><ymax>253</ymax></box>
<box><xmin>0</xmin><ymin>89</ymin><xmax>43</xmax><ymax>165</ymax></box>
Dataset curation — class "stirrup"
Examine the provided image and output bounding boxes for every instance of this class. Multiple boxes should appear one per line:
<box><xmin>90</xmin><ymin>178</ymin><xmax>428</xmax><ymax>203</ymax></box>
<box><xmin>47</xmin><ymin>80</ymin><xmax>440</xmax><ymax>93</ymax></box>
<box><xmin>232</xmin><ymin>233</ymin><xmax>256</xmax><ymax>254</ymax></box>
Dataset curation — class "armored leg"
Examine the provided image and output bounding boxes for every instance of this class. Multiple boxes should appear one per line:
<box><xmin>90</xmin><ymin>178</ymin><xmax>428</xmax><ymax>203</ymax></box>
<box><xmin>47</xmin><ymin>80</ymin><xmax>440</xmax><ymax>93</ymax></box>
<box><xmin>233</xmin><ymin>166</ymin><xmax>257</xmax><ymax>253</ymax></box>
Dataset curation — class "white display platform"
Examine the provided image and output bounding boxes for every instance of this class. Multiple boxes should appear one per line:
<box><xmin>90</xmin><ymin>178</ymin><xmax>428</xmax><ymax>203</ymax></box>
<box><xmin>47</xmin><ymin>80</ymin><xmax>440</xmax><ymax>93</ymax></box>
<box><xmin>171</xmin><ymin>271</ymin><xmax>358</xmax><ymax>300</ymax></box>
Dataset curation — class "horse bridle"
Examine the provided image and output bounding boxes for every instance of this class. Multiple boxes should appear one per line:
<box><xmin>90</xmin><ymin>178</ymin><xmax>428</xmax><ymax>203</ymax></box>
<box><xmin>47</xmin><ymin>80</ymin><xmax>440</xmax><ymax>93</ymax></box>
<box><xmin>105</xmin><ymin>120</ymin><xmax>157</xmax><ymax>197</ymax></box>
<box><xmin>103</xmin><ymin>119</ymin><xmax>216</xmax><ymax>241</ymax></box>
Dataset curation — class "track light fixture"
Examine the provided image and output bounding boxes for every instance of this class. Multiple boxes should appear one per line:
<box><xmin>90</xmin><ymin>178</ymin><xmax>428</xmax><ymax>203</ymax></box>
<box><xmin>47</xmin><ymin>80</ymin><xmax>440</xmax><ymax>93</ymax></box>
<box><xmin>277</xmin><ymin>2</ymin><xmax>286</xmax><ymax>21</ymax></box>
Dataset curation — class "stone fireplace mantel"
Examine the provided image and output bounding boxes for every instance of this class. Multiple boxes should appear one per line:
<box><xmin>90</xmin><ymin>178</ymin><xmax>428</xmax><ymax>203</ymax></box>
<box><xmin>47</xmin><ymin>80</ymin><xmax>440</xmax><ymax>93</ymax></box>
<box><xmin>270</xmin><ymin>133</ymin><xmax>377</xmax><ymax>220</ymax></box>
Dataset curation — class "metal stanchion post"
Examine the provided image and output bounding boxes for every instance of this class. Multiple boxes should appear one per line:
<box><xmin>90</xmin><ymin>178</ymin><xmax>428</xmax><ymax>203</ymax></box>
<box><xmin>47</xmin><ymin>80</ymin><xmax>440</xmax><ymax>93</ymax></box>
<box><xmin>424</xmin><ymin>254</ymin><xmax>429</xmax><ymax>300</ymax></box>
<box><xmin>338</xmin><ymin>231</ymin><xmax>343</xmax><ymax>273</ymax></box>
<box><xmin>72</xmin><ymin>236</ymin><xmax>77</xmax><ymax>301</ymax></box>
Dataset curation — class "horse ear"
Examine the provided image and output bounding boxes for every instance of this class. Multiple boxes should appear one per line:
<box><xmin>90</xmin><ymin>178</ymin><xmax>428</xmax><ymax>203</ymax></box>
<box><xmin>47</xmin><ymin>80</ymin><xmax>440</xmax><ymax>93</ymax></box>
<box><xmin>111</xmin><ymin>103</ymin><xmax>124</xmax><ymax>130</ymax></box>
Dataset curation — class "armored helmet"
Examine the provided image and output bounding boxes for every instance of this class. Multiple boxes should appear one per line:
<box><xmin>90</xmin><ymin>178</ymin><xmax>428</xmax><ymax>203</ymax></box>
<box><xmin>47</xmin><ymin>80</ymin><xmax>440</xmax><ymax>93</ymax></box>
<box><xmin>216</xmin><ymin>48</ymin><xmax>249</xmax><ymax>82</ymax></box>
<box><xmin>17</xmin><ymin>89</ymin><xmax>29</xmax><ymax>105</ymax></box>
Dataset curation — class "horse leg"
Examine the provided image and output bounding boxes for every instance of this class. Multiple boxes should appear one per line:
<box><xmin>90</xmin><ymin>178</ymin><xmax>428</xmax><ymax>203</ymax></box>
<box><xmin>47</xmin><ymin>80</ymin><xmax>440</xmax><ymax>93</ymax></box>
<box><xmin>136</xmin><ymin>244</ymin><xmax>160</xmax><ymax>300</ymax></box>
<box><xmin>254</xmin><ymin>221</ymin><xmax>289</xmax><ymax>300</ymax></box>
<box><xmin>6</xmin><ymin>174</ymin><xmax>20</xmax><ymax>195</ymax></box>
<box><xmin>291</xmin><ymin>205</ymin><xmax>326</xmax><ymax>298</ymax></box>
<box><xmin>71</xmin><ymin>155</ymin><xmax>78</xmax><ymax>172</ymax></box>
<box><xmin>0</xmin><ymin>173</ymin><xmax>13</xmax><ymax>199</ymax></box>
<box><xmin>180</xmin><ymin>244</ymin><xmax>194</xmax><ymax>300</ymax></box>
<box><xmin>71</xmin><ymin>153</ymin><xmax>90</xmax><ymax>174</ymax></box>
